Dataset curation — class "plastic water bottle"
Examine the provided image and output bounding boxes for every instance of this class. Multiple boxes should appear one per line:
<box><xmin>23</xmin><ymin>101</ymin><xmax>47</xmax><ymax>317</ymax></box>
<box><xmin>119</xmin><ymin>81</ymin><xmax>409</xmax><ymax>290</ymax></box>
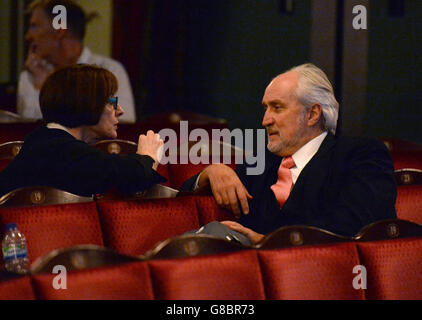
<box><xmin>2</xmin><ymin>223</ymin><xmax>29</xmax><ymax>274</ymax></box>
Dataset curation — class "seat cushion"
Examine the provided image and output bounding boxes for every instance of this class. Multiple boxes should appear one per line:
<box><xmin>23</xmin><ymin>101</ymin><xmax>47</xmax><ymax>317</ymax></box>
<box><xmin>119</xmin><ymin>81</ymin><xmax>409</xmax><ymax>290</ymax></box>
<box><xmin>97</xmin><ymin>196</ymin><xmax>200</xmax><ymax>255</ymax></box>
<box><xmin>357</xmin><ymin>237</ymin><xmax>422</xmax><ymax>300</ymax></box>
<box><xmin>258</xmin><ymin>242</ymin><xmax>365</xmax><ymax>300</ymax></box>
<box><xmin>0</xmin><ymin>202</ymin><xmax>104</xmax><ymax>263</ymax></box>
<box><xmin>148</xmin><ymin>250</ymin><xmax>265</xmax><ymax>300</ymax></box>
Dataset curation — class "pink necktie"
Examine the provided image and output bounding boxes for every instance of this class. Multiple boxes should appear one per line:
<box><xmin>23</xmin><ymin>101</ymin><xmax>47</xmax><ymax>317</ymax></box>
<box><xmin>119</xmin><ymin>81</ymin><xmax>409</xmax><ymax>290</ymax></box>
<box><xmin>271</xmin><ymin>156</ymin><xmax>296</xmax><ymax>208</ymax></box>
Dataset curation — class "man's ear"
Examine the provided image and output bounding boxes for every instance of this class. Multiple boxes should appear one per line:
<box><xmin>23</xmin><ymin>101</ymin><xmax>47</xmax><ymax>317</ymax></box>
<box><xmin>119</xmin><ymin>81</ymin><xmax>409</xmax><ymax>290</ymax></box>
<box><xmin>307</xmin><ymin>103</ymin><xmax>323</xmax><ymax>127</ymax></box>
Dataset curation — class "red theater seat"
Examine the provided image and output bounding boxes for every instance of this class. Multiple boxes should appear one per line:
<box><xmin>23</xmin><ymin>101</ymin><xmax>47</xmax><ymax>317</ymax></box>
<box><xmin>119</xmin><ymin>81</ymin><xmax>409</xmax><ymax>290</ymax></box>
<box><xmin>0</xmin><ymin>276</ymin><xmax>35</xmax><ymax>300</ymax></box>
<box><xmin>381</xmin><ymin>138</ymin><xmax>422</xmax><ymax>154</ymax></box>
<box><xmin>194</xmin><ymin>196</ymin><xmax>235</xmax><ymax>225</ymax></box>
<box><xmin>394</xmin><ymin>169</ymin><xmax>422</xmax><ymax>186</ymax></box>
<box><xmin>156</xmin><ymin>164</ymin><xmax>170</xmax><ymax>186</ymax></box>
<box><xmin>0</xmin><ymin>160</ymin><xmax>9</xmax><ymax>171</ymax></box>
<box><xmin>168</xmin><ymin>162</ymin><xmax>237</xmax><ymax>190</ymax></box>
<box><xmin>31</xmin><ymin>261</ymin><xmax>154</xmax><ymax>300</ymax></box>
<box><xmin>92</xmin><ymin>139</ymin><xmax>170</xmax><ymax>186</ymax></box>
<box><xmin>0</xmin><ymin>141</ymin><xmax>23</xmax><ymax>172</ymax></box>
<box><xmin>258</xmin><ymin>225</ymin><xmax>351</xmax><ymax>250</ymax></box>
<box><xmin>0</xmin><ymin>122</ymin><xmax>40</xmax><ymax>144</ymax></box>
<box><xmin>395</xmin><ymin>185</ymin><xmax>422</xmax><ymax>224</ymax></box>
<box><xmin>145</xmin><ymin>234</ymin><xmax>247</xmax><ymax>260</ymax></box>
<box><xmin>97</xmin><ymin>197</ymin><xmax>200</xmax><ymax>256</ymax></box>
<box><xmin>382</xmin><ymin>139</ymin><xmax>422</xmax><ymax>170</ymax></box>
<box><xmin>117</xmin><ymin>111</ymin><xmax>228</xmax><ymax>142</ymax></box>
<box><xmin>167</xmin><ymin>139</ymin><xmax>240</xmax><ymax>189</ymax></box>
<box><xmin>167</xmin><ymin>163</ymin><xmax>209</xmax><ymax>190</ymax></box>
<box><xmin>0</xmin><ymin>202</ymin><xmax>104</xmax><ymax>263</ymax></box>
<box><xmin>258</xmin><ymin>242</ymin><xmax>365</xmax><ymax>300</ymax></box>
<box><xmin>148</xmin><ymin>250</ymin><xmax>265</xmax><ymax>300</ymax></box>
<box><xmin>357</xmin><ymin>237</ymin><xmax>422</xmax><ymax>300</ymax></box>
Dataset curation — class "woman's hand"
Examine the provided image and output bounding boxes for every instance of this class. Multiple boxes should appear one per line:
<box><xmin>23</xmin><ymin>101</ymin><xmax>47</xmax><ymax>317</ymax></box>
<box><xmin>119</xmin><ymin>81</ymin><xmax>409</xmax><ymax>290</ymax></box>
<box><xmin>137</xmin><ymin>130</ymin><xmax>163</xmax><ymax>170</ymax></box>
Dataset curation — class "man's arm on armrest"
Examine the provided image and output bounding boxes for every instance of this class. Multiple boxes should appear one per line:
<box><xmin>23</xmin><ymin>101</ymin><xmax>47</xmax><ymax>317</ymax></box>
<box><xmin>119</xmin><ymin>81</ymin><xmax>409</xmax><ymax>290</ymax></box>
<box><xmin>180</xmin><ymin>164</ymin><xmax>252</xmax><ymax>217</ymax></box>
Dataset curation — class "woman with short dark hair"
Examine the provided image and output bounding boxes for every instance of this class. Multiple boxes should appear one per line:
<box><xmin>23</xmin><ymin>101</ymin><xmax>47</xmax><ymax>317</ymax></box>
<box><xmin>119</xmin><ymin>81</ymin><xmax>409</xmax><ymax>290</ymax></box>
<box><xmin>0</xmin><ymin>64</ymin><xmax>165</xmax><ymax>197</ymax></box>
<box><xmin>40</xmin><ymin>64</ymin><xmax>118</xmax><ymax>130</ymax></box>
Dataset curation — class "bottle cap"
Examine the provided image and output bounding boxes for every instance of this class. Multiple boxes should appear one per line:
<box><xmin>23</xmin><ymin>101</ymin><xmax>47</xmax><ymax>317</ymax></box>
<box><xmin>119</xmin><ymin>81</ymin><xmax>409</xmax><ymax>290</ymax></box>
<box><xmin>5</xmin><ymin>223</ymin><xmax>17</xmax><ymax>231</ymax></box>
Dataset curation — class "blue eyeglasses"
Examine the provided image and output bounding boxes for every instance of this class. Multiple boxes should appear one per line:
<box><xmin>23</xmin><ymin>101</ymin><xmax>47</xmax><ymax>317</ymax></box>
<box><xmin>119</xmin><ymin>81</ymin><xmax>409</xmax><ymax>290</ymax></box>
<box><xmin>108</xmin><ymin>97</ymin><xmax>118</xmax><ymax>110</ymax></box>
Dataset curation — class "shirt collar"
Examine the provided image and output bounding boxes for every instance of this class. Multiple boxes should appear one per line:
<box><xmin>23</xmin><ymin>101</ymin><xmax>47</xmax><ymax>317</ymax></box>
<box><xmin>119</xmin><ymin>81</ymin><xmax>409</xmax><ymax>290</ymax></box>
<box><xmin>77</xmin><ymin>47</ymin><xmax>92</xmax><ymax>64</ymax></box>
<box><xmin>291</xmin><ymin>131</ymin><xmax>328</xmax><ymax>171</ymax></box>
<box><xmin>46</xmin><ymin>122</ymin><xmax>72</xmax><ymax>135</ymax></box>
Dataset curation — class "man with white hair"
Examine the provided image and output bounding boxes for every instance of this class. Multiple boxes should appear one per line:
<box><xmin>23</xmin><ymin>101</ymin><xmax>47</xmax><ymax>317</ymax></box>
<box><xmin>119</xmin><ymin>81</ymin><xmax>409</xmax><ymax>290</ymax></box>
<box><xmin>182</xmin><ymin>63</ymin><xmax>397</xmax><ymax>243</ymax></box>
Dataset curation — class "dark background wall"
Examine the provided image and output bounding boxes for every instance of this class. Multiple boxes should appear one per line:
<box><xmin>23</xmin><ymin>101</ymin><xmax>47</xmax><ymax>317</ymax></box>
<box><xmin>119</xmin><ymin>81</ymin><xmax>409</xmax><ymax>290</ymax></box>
<box><xmin>181</xmin><ymin>0</ymin><xmax>311</xmax><ymax>131</ymax></box>
<box><xmin>133</xmin><ymin>0</ymin><xmax>311</xmax><ymax>131</ymax></box>
<box><xmin>364</xmin><ymin>0</ymin><xmax>422</xmax><ymax>143</ymax></box>
<box><xmin>134</xmin><ymin>0</ymin><xmax>421</xmax><ymax>142</ymax></box>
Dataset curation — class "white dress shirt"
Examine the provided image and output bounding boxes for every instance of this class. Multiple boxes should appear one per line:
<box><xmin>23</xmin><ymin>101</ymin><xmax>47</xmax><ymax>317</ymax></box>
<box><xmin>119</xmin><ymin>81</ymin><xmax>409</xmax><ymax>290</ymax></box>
<box><xmin>290</xmin><ymin>131</ymin><xmax>327</xmax><ymax>184</ymax></box>
<box><xmin>17</xmin><ymin>47</ymin><xmax>136</xmax><ymax>123</ymax></box>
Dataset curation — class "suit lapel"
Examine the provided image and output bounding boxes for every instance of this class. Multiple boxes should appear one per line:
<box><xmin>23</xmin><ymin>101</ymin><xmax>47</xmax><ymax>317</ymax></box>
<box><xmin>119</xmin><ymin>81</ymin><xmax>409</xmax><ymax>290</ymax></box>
<box><xmin>280</xmin><ymin>133</ymin><xmax>337</xmax><ymax>214</ymax></box>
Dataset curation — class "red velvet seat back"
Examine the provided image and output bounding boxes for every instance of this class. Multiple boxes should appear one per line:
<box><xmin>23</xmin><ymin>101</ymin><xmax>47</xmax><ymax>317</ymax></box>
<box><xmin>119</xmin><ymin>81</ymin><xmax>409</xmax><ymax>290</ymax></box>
<box><xmin>156</xmin><ymin>164</ymin><xmax>170</xmax><ymax>186</ymax></box>
<box><xmin>258</xmin><ymin>243</ymin><xmax>365</xmax><ymax>300</ymax></box>
<box><xmin>395</xmin><ymin>185</ymin><xmax>422</xmax><ymax>224</ymax></box>
<box><xmin>194</xmin><ymin>196</ymin><xmax>235</xmax><ymax>225</ymax></box>
<box><xmin>167</xmin><ymin>163</ymin><xmax>209</xmax><ymax>190</ymax></box>
<box><xmin>148</xmin><ymin>250</ymin><xmax>265</xmax><ymax>300</ymax></box>
<box><xmin>97</xmin><ymin>197</ymin><xmax>200</xmax><ymax>255</ymax></box>
<box><xmin>0</xmin><ymin>159</ymin><xmax>9</xmax><ymax>172</ymax></box>
<box><xmin>167</xmin><ymin>163</ymin><xmax>237</xmax><ymax>190</ymax></box>
<box><xmin>0</xmin><ymin>202</ymin><xmax>104</xmax><ymax>263</ymax></box>
<box><xmin>0</xmin><ymin>123</ymin><xmax>40</xmax><ymax>144</ymax></box>
<box><xmin>32</xmin><ymin>261</ymin><xmax>153</xmax><ymax>300</ymax></box>
<box><xmin>391</xmin><ymin>152</ymin><xmax>422</xmax><ymax>170</ymax></box>
<box><xmin>0</xmin><ymin>277</ymin><xmax>35</xmax><ymax>300</ymax></box>
<box><xmin>357</xmin><ymin>237</ymin><xmax>422</xmax><ymax>300</ymax></box>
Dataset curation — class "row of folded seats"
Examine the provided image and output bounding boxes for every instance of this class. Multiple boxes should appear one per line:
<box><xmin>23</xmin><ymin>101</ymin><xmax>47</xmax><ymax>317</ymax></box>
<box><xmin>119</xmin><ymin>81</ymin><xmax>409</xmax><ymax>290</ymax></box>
<box><xmin>0</xmin><ymin>188</ymin><xmax>421</xmax><ymax>260</ymax></box>
<box><xmin>0</xmin><ymin>192</ymin><xmax>235</xmax><ymax>260</ymax></box>
<box><xmin>0</xmin><ymin>230</ymin><xmax>421</xmax><ymax>300</ymax></box>
<box><xmin>383</xmin><ymin>138</ymin><xmax>422</xmax><ymax>225</ymax></box>
<box><xmin>0</xmin><ymin>187</ymin><xmax>421</xmax><ymax>299</ymax></box>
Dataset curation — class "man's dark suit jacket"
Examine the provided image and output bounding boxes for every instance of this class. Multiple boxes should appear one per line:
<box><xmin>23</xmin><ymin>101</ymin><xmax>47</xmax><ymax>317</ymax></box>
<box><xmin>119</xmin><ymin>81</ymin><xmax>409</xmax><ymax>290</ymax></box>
<box><xmin>182</xmin><ymin>133</ymin><xmax>397</xmax><ymax>237</ymax></box>
<box><xmin>0</xmin><ymin>125</ymin><xmax>166</xmax><ymax>197</ymax></box>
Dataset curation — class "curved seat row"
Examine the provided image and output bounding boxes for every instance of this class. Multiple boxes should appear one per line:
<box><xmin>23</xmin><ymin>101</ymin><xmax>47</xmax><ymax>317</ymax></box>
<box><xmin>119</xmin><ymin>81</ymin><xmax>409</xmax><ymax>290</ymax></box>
<box><xmin>2</xmin><ymin>138</ymin><xmax>422</xmax><ymax>188</ymax></box>
<box><xmin>0</xmin><ymin>232</ymin><xmax>421</xmax><ymax>300</ymax></box>
<box><xmin>0</xmin><ymin>177</ymin><xmax>421</xmax><ymax>262</ymax></box>
<box><xmin>0</xmin><ymin>193</ymin><xmax>233</xmax><ymax>263</ymax></box>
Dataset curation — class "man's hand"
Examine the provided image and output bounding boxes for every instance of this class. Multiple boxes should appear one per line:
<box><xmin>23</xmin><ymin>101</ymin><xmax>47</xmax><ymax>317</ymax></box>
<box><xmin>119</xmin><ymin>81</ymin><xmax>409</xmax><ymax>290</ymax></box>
<box><xmin>199</xmin><ymin>164</ymin><xmax>252</xmax><ymax>218</ymax></box>
<box><xmin>221</xmin><ymin>221</ymin><xmax>264</xmax><ymax>245</ymax></box>
<box><xmin>138</xmin><ymin>130</ymin><xmax>164</xmax><ymax>171</ymax></box>
<box><xmin>25</xmin><ymin>47</ymin><xmax>53</xmax><ymax>90</ymax></box>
